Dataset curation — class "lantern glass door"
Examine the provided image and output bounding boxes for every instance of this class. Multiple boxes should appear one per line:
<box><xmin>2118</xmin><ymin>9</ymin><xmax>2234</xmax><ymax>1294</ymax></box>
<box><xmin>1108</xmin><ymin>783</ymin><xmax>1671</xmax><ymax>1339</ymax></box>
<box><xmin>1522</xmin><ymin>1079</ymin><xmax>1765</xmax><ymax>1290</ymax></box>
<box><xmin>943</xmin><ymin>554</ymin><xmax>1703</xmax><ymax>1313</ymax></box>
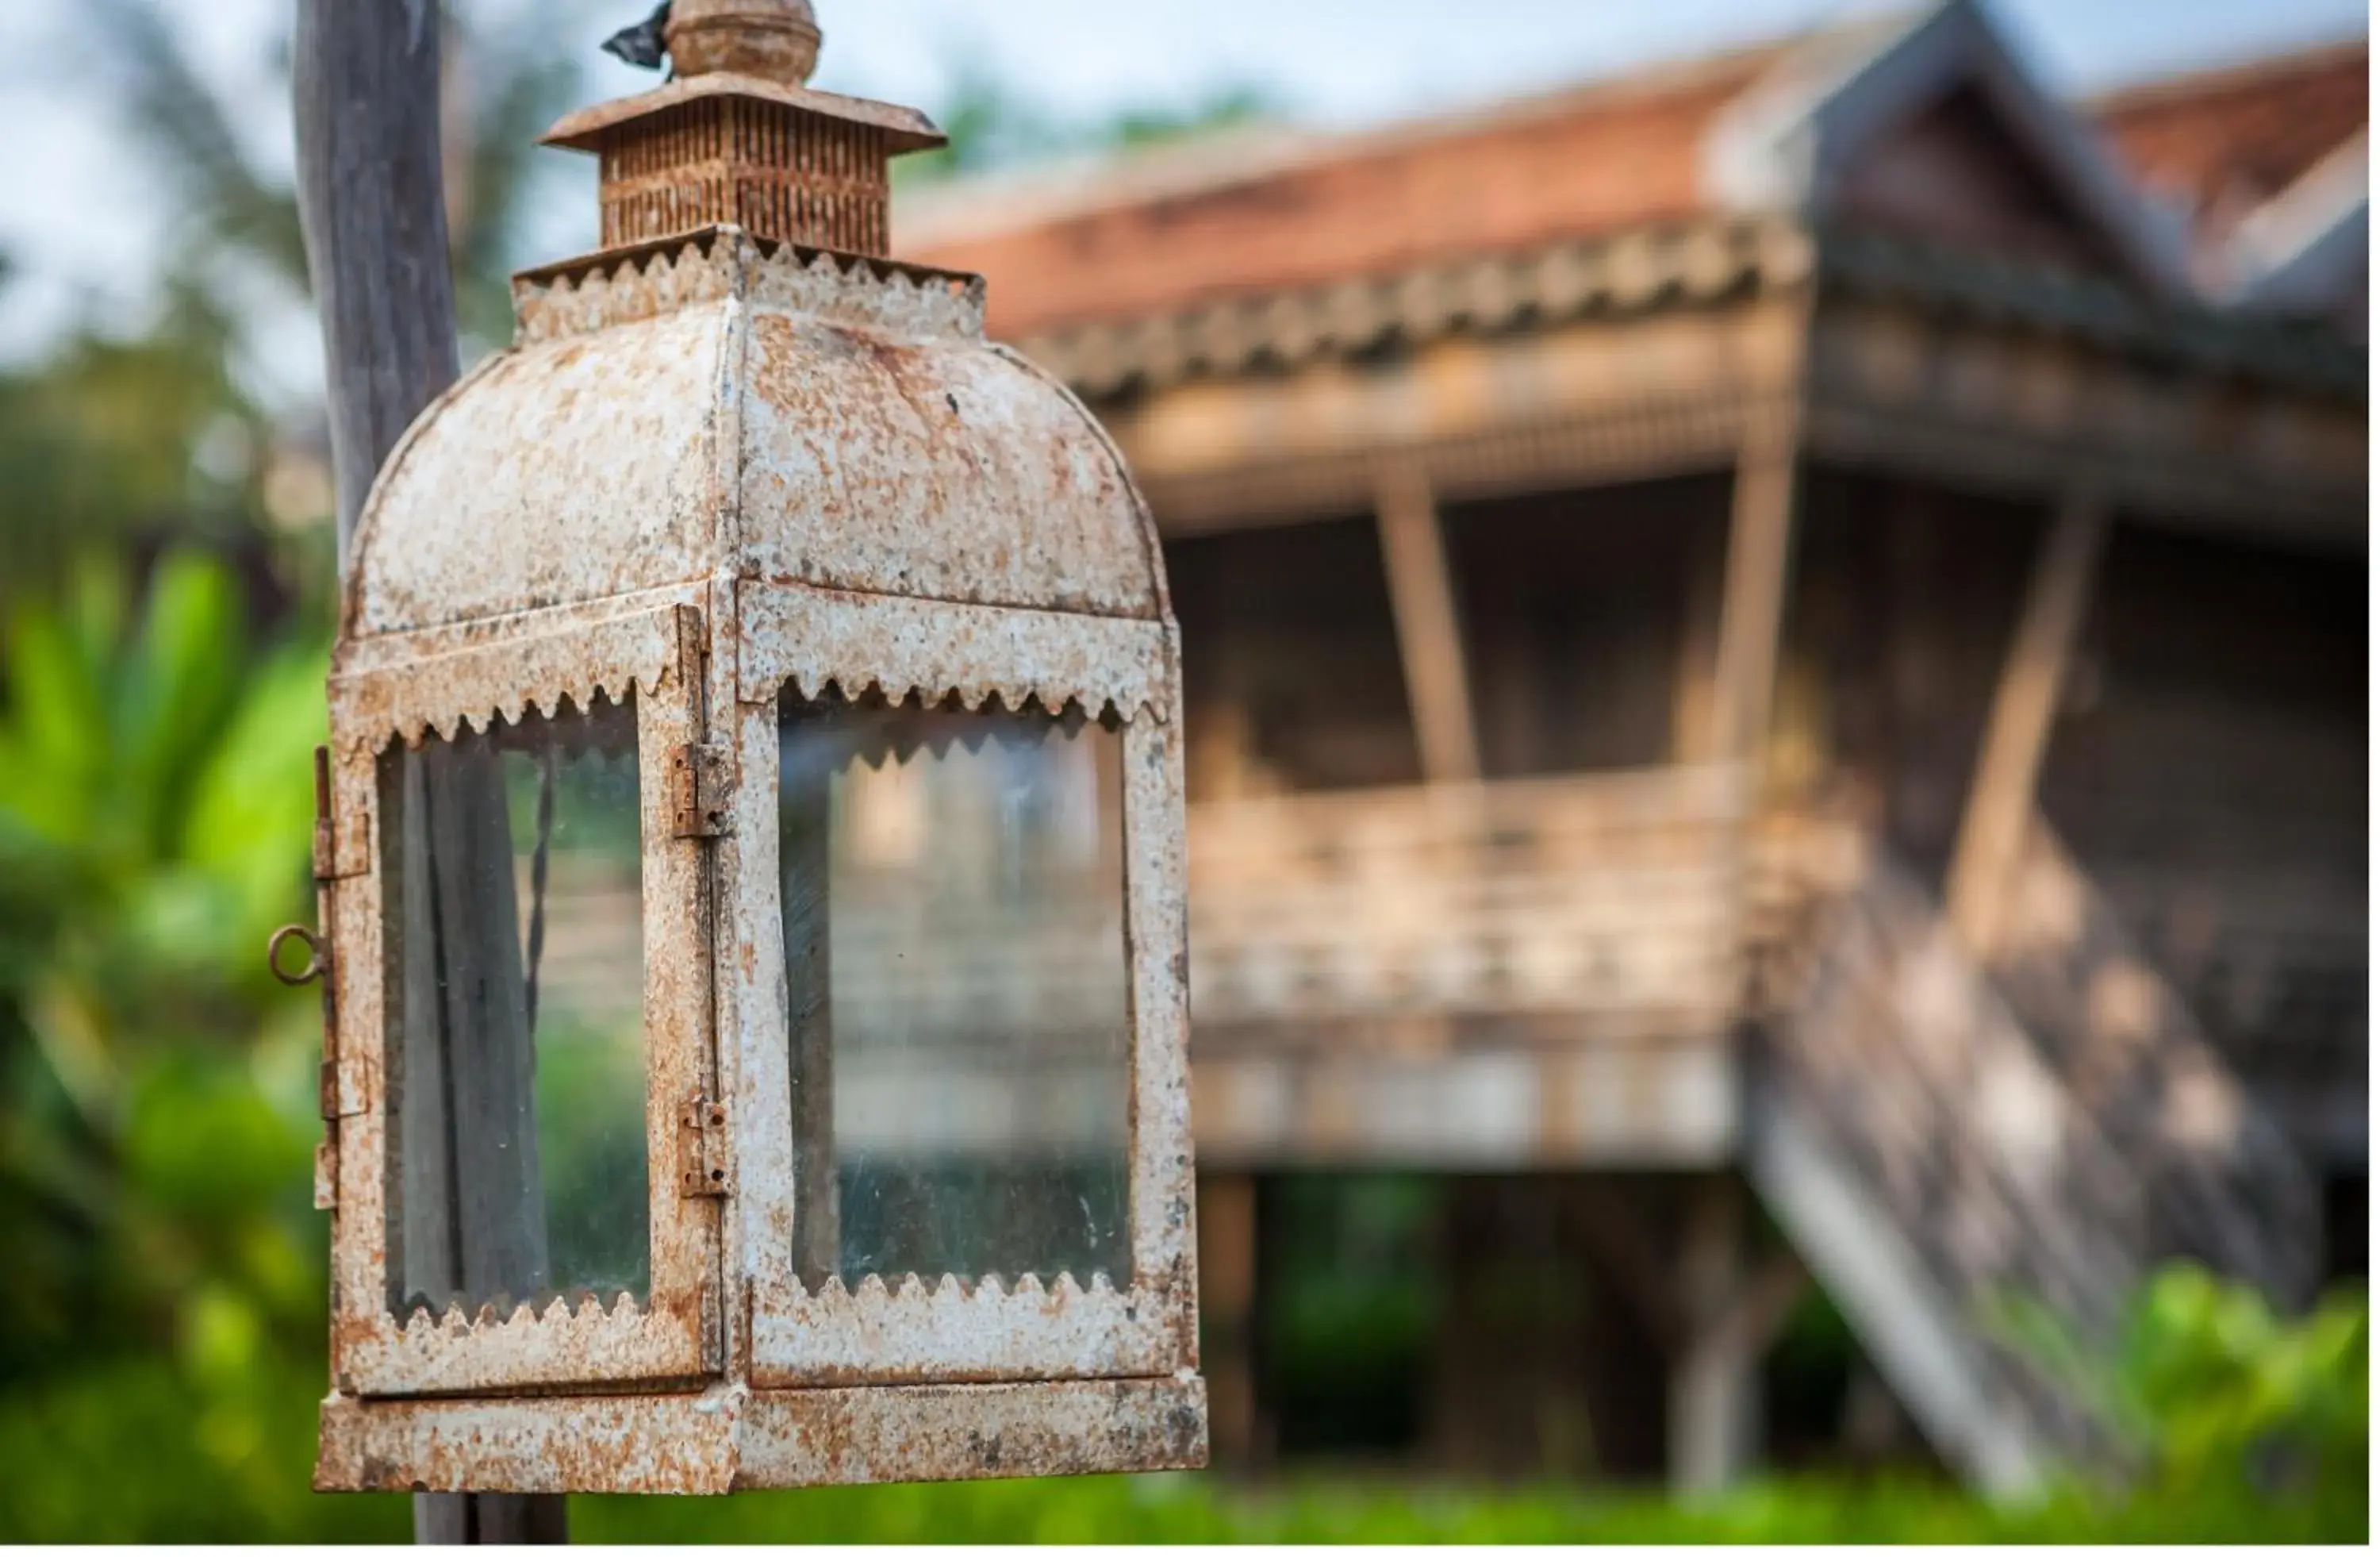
<box><xmin>378</xmin><ymin>694</ymin><xmax>651</xmax><ymax>1318</ymax></box>
<box><xmin>776</xmin><ymin>692</ymin><xmax>1132</xmax><ymax>1294</ymax></box>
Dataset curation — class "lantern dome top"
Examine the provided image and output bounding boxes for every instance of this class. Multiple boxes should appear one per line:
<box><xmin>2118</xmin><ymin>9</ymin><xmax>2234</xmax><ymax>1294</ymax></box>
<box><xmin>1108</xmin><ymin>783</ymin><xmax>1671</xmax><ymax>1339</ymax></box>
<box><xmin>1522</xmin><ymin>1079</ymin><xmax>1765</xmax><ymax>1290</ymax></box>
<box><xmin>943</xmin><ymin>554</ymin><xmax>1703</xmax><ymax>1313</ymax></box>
<box><xmin>341</xmin><ymin>229</ymin><xmax>1166</xmax><ymax>644</ymax></box>
<box><xmin>342</xmin><ymin>7</ymin><xmax>1159</xmax><ymax>648</ymax></box>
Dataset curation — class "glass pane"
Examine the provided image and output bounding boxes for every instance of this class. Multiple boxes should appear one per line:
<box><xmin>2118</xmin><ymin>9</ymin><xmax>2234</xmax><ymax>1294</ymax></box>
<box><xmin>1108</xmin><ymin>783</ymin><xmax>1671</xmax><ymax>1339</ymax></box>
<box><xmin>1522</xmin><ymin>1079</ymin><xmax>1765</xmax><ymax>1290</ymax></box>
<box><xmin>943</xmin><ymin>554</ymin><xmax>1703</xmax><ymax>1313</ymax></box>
<box><xmin>379</xmin><ymin>694</ymin><xmax>649</xmax><ymax>1317</ymax></box>
<box><xmin>779</xmin><ymin>693</ymin><xmax>1131</xmax><ymax>1292</ymax></box>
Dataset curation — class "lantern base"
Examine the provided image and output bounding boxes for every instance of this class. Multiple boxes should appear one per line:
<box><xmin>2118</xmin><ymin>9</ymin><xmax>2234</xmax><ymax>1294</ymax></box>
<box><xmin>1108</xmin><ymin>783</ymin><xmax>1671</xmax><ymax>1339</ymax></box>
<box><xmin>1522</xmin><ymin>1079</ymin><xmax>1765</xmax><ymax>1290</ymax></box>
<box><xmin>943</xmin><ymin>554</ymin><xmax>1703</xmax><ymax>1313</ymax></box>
<box><xmin>315</xmin><ymin>1374</ymin><xmax>1207</xmax><ymax>1495</ymax></box>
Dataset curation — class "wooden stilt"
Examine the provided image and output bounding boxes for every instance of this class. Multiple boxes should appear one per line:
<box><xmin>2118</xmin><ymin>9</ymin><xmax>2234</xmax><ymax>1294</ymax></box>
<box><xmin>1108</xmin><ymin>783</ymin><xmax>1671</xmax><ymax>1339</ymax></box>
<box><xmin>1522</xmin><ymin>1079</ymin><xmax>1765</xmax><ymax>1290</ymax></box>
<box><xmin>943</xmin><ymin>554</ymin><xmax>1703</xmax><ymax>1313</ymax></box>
<box><xmin>1706</xmin><ymin>408</ymin><xmax>1802</xmax><ymax>771</ymax></box>
<box><xmin>1375</xmin><ymin>459</ymin><xmax>1483</xmax><ymax>785</ymax></box>
<box><xmin>1945</xmin><ymin>492</ymin><xmax>2109</xmax><ymax>955</ymax></box>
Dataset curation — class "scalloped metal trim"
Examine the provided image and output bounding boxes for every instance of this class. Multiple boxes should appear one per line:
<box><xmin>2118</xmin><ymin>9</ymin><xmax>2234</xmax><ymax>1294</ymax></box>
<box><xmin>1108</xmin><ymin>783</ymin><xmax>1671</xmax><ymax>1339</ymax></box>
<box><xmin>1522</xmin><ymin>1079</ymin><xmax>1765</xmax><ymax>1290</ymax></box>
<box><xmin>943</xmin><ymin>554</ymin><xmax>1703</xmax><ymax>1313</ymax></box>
<box><xmin>735</xmin><ymin>582</ymin><xmax>1173</xmax><ymax>725</ymax></box>
<box><xmin>745</xmin><ymin>243</ymin><xmax>986</xmax><ymax>341</ymax></box>
<box><xmin>513</xmin><ymin>234</ymin><xmax>740</xmax><ymax>346</ymax></box>
<box><xmin>329</xmin><ymin>605</ymin><xmax>685</xmax><ymax>755</ymax></box>
<box><xmin>512</xmin><ymin>226</ymin><xmax>987</xmax><ymax>348</ymax></box>
<box><xmin>751</xmin><ymin>1272</ymin><xmax>1177</xmax><ymax>1386</ymax></box>
<box><xmin>340</xmin><ymin>1295</ymin><xmax>703</xmax><ymax>1398</ymax></box>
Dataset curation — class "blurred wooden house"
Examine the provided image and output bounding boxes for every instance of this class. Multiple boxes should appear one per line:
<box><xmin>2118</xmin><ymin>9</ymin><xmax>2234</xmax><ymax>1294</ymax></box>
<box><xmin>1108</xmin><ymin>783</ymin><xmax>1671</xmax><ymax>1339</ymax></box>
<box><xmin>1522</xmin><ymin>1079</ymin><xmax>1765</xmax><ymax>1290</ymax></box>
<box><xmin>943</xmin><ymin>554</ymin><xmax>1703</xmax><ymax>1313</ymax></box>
<box><xmin>887</xmin><ymin>0</ymin><xmax>2367</xmax><ymax>1493</ymax></box>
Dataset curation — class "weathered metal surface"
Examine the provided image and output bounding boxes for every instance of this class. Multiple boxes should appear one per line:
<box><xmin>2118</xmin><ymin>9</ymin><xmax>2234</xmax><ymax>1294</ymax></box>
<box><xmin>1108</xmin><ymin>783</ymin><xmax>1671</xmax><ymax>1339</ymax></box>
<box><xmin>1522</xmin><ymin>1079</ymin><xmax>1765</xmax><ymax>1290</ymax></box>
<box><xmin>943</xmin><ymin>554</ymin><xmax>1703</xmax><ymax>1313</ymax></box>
<box><xmin>316</xmin><ymin>1377</ymin><xmax>1204</xmax><ymax>1494</ymax></box>
<box><xmin>678</xmin><ymin>1093</ymin><xmax>731</xmax><ymax>1198</ymax></box>
<box><xmin>734</xmin><ymin>1376</ymin><xmax>1207</xmax><ymax>1489</ymax></box>
<box><xmin>735</xmin><ymin>612</ymin><xmax>1199</xmax><ymax>1388</ymax></box>
<box><xmin>351</xmin><ymin>229</ymin><xmax>1163</xmax><ymax>644</ymax></box>
<box><xmin>317</xmin><ymin>17</ymin><xmax>1203</xmax><ymax>1487</ymax></box>
<box><xmin>346</xmin><ymin>306</ymin><xmax>729</xmax><ymax>639</ymax></box>
<box><xmin>339</xmin><ymin>1298</ymin><xmax>708</xmax><ymax>1400</ymax></box>
<box><xmin>752</xmin><ymin>1273</ymin><xmax>1184</xmax><ymax>1386</ymax></box>
<box><xmin>1119</xmin><ymin>711</ymin><xmax>1199</xmax><ymax>1360</ymax></box>
<box><xmin>665</xmin><ymin>0</ymin><xmax>824</xmax><ymax>88</ymax></box>
<box><xmin>735</xmin><ymin>581</ymin><xmax>1172</xmax><ymax>724</ymax></box>
<box><xmin>317</xmin><ymin>1388</ymin><xmax>741</xmax><ymax>1495</ymax></box>
<box><xmin>735</xmin><ymin>260</ymin><xmax>1165</xmax><ymax>620</ymax></box>
<box><xmin>328</xmin><ymin>602</ymin><xmax>686</xmax><ymax>755</ymax></box>
<box><xmin>542</xmin><ymin>77</ymin><xmax>943</xmax><ymax>156</ymax></box>
<box><xmin>324</xmin><ymin>608</ymin><xmax>718</xmax><ymax>1399</ymax></box>
<box><xmin>667</xmin><ymin>742</ymin><xmax>738</xmax><ymax>838</ymax></box>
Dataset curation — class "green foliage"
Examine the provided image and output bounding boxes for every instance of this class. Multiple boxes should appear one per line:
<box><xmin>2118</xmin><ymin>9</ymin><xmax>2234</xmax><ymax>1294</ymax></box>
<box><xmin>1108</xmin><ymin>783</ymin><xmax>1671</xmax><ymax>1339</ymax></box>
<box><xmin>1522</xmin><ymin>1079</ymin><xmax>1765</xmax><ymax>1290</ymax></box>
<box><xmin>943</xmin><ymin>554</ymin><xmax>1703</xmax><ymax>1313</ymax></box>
<box><xmin>0</xmin><ymin>547</ymin><xmax>354</xmax><ymax>1537</ymax></box>
<box><xmin>0</xmin><ymin>283</ymin><xmax>273</xmax><ymax>607</ymax></box>
<box><xmin>1971</xmin><ymin>1265</ymin><xmax>2370</xmax><ymax>1550</ymax></box>
<box><xmin>1995</xmin><ymin>1262</ymin><xmax>2367</xmax><ymax>1529</ymax></box>
<box><xmin>567</xmin><ymin>1447</ymin><xmax>2368</xmax><ymax>1545</ymax></box>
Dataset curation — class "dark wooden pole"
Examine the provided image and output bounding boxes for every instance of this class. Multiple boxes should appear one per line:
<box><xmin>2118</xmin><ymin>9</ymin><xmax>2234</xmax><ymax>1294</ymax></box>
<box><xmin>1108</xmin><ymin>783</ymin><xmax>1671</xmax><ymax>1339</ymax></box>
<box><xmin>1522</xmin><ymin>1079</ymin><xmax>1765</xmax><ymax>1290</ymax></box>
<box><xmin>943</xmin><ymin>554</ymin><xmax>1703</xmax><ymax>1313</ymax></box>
<box><xmin>294</xmin><ymin>2</ymin><xmax>567</xmax><ymax>1544</ymax></box>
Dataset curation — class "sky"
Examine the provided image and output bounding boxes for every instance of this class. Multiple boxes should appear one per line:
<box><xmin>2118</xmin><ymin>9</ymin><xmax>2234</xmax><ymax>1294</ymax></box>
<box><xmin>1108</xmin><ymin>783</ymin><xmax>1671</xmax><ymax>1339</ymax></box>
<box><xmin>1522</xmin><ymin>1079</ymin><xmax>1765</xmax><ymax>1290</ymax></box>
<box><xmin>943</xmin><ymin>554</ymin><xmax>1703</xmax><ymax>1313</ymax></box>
<box><xmin>0</xmin><ymin>0</ymin><xmax>2363</xmax><ymax>400</ymax></box>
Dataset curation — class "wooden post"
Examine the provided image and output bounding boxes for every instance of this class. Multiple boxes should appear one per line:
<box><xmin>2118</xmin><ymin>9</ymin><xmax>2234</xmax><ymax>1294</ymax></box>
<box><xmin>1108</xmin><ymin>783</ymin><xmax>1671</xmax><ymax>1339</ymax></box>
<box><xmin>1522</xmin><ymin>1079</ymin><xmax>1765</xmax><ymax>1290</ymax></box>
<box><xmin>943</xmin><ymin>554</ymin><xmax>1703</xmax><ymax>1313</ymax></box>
<box><xmin>1669</xmin><ymin>1174</ymin><xmax>1754</xmax><ymax>1494</ymax></box>
<box><xmin>1705</xmin><ymin>408</ymin><xmax>1802</xmax><ymax>769</ymax></box>
<box><xmin>1672</xmin><ymin>513</ymin><xmax>1727</xmax><ymax>765</ymax></box>
<box><xmin>1944</xmin><ymin>492</ymin><xmax>2109</xmax><ymax>955</ymax></box>
<box><xmin>1197</xmin><ymin>1173</ymin><xmax>1260</xmax><ymax>1470</ymax></box>
<box><xmin>295</xmin><ymin>2</ymin><xmax>567</xmax><ymax>1543</ymax></box>
<box><xmin>1374</xmin><ymin>459</ymin><xmax>1483</xmax><ymax>785</ymax></box>
<box><xmin>1668</xmin><ymin>1174</ymin><xmax>1804</xmax><ymax>1495</ymax></box>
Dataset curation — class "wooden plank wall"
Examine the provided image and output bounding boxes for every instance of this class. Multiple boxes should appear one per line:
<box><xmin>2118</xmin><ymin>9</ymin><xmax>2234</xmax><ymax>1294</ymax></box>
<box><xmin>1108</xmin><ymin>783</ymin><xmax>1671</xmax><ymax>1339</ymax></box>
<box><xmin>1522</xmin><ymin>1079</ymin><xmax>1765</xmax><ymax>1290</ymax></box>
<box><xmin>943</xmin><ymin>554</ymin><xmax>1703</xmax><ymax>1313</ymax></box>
<box><xmin>1166</xmin><ymin>517</ymin><xmax>1422</xmax><ymax>802</ymax></box>
<box><xmin>1441</xmin><ymin>475</ymin><xmax>1733</xmax><ymax>779</ymax></box>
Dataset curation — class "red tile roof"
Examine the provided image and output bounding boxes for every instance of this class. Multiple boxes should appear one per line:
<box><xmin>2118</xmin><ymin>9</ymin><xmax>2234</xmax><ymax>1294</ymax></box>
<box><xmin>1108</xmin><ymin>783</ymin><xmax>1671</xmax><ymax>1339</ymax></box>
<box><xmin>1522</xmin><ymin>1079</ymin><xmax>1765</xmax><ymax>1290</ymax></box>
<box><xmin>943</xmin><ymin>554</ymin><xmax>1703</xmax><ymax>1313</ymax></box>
<box><xmin>901</xmin><ymin>46</ymin><xmax>1783</xmax><ymax>341</ymax></box>
<box><xmin>900</xmin><ymin>30</ymin><xmax>2367</xmax><ymax>342</ymax></box>
<box><xmin>2091</xmin><ymin>39</ymin><xmax>2368</xmax><ymax>243</ymax></box>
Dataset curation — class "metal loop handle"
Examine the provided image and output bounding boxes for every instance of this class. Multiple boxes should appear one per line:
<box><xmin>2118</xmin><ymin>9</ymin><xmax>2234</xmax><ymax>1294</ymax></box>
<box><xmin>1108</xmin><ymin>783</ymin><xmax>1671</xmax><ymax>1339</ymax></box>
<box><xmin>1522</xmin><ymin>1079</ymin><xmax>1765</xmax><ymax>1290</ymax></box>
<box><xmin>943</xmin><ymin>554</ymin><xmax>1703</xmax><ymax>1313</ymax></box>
<box><xmin>267</xmin><ymin>924</ymin><xmax>328</xmax><ymax>987</ymax></box>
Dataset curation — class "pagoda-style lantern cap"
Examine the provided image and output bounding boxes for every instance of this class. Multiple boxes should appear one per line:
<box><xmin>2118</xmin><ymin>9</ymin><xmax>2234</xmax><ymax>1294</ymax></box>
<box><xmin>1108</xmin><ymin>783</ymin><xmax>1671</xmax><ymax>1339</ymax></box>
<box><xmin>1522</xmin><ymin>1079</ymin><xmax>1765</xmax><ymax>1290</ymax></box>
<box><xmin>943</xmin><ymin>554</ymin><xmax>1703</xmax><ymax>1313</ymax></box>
<box><xmin>314</xmin><ymin>2</ymin><xmax>1201</xmax><ymax>1500</ymax></box>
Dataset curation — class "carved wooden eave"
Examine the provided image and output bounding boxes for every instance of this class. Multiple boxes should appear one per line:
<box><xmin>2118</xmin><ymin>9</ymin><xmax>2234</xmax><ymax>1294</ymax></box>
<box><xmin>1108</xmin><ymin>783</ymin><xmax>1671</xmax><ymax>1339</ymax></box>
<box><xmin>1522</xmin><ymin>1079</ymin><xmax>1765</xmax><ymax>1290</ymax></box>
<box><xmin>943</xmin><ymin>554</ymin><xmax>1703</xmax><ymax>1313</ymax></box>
<box><xmin>1805</xmin><ymin>230</ymin><xmax>2367</xmax><ymax>548</ymax></box>
<box><xmin>1048</xmin><ymin>216</ymin><xmax>2363</xmax><ymax>547</ymax></box>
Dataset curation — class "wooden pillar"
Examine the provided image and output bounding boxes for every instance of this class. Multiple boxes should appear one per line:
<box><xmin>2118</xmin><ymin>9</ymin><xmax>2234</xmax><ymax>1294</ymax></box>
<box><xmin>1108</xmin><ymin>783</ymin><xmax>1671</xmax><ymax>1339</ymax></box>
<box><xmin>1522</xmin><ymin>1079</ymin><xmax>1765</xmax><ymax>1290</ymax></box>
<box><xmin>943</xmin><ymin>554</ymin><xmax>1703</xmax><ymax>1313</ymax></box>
<box><xmin>1672</xmin><ymin>511</ymin><xmax>1728</xmax><ymax>764</ymax></box>
<box><xmin>1198</xmin><ymin>1172</ymin><xmax>1260</xmax><ymax>1470</ymax></box>
<box><xmin>1706</xmin><ymin>408</ymin><xmax>1802</xmax><ymax>770</ymax></box>
<box><xmin>296</xmin><ymin>3</ymin><xmax>563</xmax><ymax>1542</ymax></box>
<box><xmin>1374</xmin><ymin>458</ymin><xmax>1482</xmax><ymax>785</ymax></box>
<box><xmin>1944</xmin><ymin>492</ymin><xmax>2109</xmax><ymax>955</ymax></box>
<box><xmin>1667</xmin><ymin>1174</ymin><xmax>1806</xmax><ymax>1496</ymax></box>
<box><xmin>1669</xmin><ymin>1174</ymin><xmax>1756</xmax><ymax>1494</ymax></box>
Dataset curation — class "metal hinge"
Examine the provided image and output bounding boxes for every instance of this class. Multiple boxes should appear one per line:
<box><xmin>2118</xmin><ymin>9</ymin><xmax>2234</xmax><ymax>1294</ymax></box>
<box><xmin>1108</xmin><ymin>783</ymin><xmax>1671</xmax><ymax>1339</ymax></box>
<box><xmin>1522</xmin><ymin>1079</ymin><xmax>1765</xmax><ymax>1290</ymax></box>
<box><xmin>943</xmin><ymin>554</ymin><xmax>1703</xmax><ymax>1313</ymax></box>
<box><xmin>268</xmin><ymin>921</ymin><xmax>342</xmax><ymax>1209</ymax></box>
<box><xmin>310</xmin><ymin>744</ymin><xmax>364</xmax><ymax>882</ymax></box>
<box><xmin>678</xmin><ymin>1094</ymin><xmax>729</xmax><ymax>1198</ymax></box>
<box><xmin>669</xmin><ymin>742</ymin><xmax>736</xmax><ymax>838</ymax></box>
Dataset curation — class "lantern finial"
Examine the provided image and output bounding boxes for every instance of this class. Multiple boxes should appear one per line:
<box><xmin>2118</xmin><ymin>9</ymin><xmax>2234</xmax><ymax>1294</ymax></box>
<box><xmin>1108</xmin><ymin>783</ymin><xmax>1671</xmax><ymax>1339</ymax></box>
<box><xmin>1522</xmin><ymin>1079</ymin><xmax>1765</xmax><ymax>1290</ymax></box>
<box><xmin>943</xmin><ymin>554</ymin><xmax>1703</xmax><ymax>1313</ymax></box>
<box><xmin>545</xmin><ymin>1</ymin><xmax>942</xmax><ymax>258</ymax></box>
<box><xmin>665</xmin><ymin>0</ymin><xmax>823</xmax><ymax>84</ymax></box>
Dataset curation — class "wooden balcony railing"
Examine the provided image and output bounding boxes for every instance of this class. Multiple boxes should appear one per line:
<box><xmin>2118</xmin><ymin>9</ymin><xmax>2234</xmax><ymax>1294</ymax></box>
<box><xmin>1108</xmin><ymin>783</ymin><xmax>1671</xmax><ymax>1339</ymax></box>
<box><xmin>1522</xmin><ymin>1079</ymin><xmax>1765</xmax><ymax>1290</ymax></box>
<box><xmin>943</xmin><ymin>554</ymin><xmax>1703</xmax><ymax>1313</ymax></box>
<box><xmin>1186</xmin><ymin>764</ymin><xmax>1752</xmax><ymax>1047</ymax></box>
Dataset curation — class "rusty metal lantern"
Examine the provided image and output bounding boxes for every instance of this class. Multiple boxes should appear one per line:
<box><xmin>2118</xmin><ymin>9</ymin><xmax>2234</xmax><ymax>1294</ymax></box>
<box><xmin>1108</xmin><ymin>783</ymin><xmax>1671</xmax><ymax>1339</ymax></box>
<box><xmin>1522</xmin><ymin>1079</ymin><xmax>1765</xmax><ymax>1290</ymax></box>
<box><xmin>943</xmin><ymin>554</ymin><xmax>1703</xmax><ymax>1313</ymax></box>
<box><xmin>302</xmin><ymin>0</ymin><xmax>1205</xmax><ymax>1496</ymax></box>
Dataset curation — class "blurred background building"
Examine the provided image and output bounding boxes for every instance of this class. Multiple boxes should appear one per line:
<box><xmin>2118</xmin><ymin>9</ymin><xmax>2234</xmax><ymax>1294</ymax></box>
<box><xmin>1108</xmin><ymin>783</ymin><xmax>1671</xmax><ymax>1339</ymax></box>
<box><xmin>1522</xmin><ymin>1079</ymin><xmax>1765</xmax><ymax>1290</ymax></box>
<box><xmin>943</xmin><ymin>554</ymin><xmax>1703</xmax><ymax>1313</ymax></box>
<box><xmin>898</xmin><ymin>0</ymin><xmax>2368</xmax><ymax>1494</ymax></box>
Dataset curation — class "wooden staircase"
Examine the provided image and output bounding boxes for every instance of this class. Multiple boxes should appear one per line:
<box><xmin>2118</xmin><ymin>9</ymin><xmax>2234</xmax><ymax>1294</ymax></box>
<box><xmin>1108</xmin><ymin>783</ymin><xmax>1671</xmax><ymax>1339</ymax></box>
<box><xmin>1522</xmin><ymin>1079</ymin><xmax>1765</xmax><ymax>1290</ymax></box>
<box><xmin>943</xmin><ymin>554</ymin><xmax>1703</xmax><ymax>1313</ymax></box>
<box><xmin>1745</xmin><ymin>817</ymin><xmax>2318</xmax><ymax>1491</ymax></box>
<box><xmin>1986</xmin><ymin>817</ymin><xmax>2322</xmax><ymax>1305</ymax></box>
